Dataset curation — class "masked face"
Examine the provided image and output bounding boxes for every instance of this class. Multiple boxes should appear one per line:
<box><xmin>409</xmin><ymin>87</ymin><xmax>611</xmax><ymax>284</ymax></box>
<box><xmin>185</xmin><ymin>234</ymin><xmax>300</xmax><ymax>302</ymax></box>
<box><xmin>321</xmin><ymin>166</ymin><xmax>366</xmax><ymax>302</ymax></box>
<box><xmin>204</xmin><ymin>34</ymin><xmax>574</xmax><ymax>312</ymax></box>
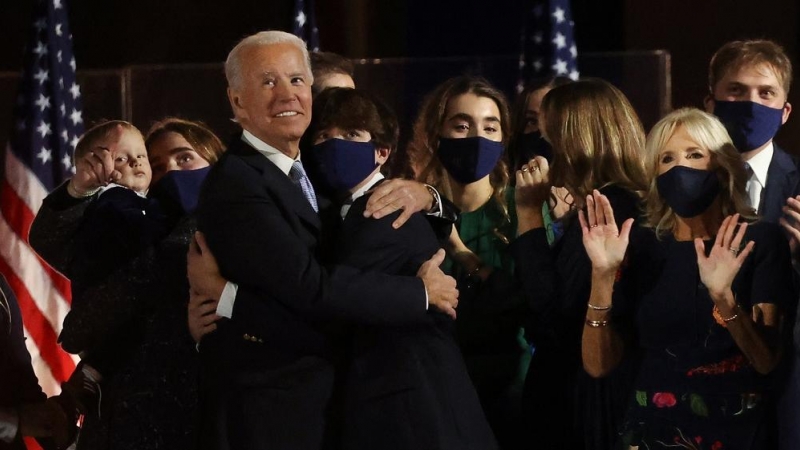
<box><xmin>655</xmin><ymin>126</ymin><xmax>720</xmax><ymax>218</ymax></box>
<box><xmin>438</xmin><ymin>93</ymin><xmax>504</xmax><ymax>185</ymax></box>
<box><xmin>304</xmin><ymin>126</ymin><xmax>387</xmax><ymax>194</ymax></box>
<box><xmin>148</xmin><ymin>166</ymin><xmax>212</xmax><ymax>215</ymax></box>
<box><xmin>708</xmin><ymin>63</ymin><xmax>791</xmax><ymax>153</ymax></box>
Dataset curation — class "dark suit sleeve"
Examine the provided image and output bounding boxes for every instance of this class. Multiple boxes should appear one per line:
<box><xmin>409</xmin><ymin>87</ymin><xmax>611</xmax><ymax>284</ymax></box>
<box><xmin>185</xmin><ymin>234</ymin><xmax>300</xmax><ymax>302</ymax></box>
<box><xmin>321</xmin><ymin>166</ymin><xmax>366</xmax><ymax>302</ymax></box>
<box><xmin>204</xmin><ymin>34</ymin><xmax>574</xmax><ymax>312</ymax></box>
<box><xmin>29</xmin><ymin>182</ymin><xmax>92</xmax><ymax>275</ymax></box>
<box><xmin>199</xmin><ymin>157</ymin><xmax>428</xmax><ymax>327</ymax></box>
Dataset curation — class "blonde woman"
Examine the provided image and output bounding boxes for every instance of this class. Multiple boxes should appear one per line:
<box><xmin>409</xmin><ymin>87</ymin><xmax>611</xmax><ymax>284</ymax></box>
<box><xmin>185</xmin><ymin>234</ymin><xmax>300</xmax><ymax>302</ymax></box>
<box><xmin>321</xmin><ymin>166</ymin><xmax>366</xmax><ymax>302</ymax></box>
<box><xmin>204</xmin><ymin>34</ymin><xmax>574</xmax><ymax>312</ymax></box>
<box><xmin>581</xmin><ymin>108</ymin><xmax>794</xmax><ymax>449</ymax></box>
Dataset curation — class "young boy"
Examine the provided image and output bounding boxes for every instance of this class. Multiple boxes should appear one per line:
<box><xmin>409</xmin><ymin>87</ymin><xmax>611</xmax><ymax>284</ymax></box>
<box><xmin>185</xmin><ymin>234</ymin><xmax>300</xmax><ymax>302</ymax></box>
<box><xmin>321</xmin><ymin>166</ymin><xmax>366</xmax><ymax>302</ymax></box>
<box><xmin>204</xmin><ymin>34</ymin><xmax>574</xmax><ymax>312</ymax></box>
<box><xmin>66</xmin><ymin>120</ymin><xmax>166</xmax><ymax>297</ymax></box>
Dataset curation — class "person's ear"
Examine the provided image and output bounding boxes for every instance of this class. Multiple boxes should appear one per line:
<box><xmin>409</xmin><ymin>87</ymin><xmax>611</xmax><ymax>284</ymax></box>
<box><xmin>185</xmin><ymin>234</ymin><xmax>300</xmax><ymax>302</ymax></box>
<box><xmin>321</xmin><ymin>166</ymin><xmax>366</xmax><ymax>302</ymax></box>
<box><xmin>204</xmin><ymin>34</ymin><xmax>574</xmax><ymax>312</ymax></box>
<box><xmin>375</xmin><ymin>147</ymin><xmax>391</xmax><ymax>165</ymax></box>
<box><xmin>703</xmin><ymin>94</ymin><xmax>715</xmax><ymax>114</ymax></box>
<box><xmin>782</xmin><ymin>102</ymin><xmax>792</xmax><ymax>125</ymax></box>
<box><xmin>227</xmin><ymin>87</ymin><xmax>247</xmax><ymax>121</ymax></box>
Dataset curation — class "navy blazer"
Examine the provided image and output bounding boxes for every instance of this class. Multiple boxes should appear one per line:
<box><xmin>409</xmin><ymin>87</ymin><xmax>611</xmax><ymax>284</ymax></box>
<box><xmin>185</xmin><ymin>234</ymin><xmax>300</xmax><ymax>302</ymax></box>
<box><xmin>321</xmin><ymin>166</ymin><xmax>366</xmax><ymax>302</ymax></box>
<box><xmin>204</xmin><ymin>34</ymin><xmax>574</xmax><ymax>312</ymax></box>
<box><xmin>337</xmin><ymin>184</ymin><xmax>497</xmax><ymax>450</ymax></box>
<box><xmin>760</xmin><ymin>145</ymin><xmax>800</xmax><ymax>224</ymax></box>
<box><xmin>195</xmin><ymin>137</ymin><xmax>428</xmax><ymax>450</ymax></box>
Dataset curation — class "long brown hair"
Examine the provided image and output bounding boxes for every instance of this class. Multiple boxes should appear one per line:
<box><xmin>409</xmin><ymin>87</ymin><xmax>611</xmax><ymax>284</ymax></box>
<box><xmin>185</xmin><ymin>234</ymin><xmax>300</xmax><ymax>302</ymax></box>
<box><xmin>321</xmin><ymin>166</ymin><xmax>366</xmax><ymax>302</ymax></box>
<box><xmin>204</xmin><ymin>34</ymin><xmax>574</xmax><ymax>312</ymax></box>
<box><xmin>407</xmin><ymin>75</ymin><xmax>512</xmax><ymax>226</ymax></box>
<box><xmin>145</xmin><ymin>118</ymin><xmax>225</xmax><ymax>164</ymax></box>
<box><xmin>540</xmin><ymin>78</ymin><xmax>648</xmax><ymax>202</ymax></box>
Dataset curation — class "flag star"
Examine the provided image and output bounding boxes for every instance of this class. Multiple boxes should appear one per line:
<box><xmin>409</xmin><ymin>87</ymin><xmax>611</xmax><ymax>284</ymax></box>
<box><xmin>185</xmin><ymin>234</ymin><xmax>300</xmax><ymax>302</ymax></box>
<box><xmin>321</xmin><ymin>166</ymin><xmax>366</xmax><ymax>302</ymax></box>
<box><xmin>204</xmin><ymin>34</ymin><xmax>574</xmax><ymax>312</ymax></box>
<box><xmin>516</xmin><ymin>81</ymin><xmax>524</xmax><ymax>94</ymax></box>
<box><xmin>570</xmin><ymin>45</ymin><xmax>578</xmax><ymax>59</ymax></box>
<box><xmin>532</xmin><ymin>32</ymin><xmax>543</xmax><ymax>44</ymax></box>
<box><xmin>33</xmin><ymin>41</ymin><xmax>48</xmax><ymax>57</ymax></box>
<box><xmin>61</xmin><ymin>130</ymin><xmax>69</xmax><ymax>142</ymax></box>
<box><xmin>60</xmin><ymin>103</ymin><xmax>66</xmax><ymax>115</ymax></box>
<box><xmin>533</xmin><ymin>59</ymin><xmax>544</xmax><ymax>72</ymax></box>
<box><xmin>34</xmin><ymin>18</ymin><xmax>47</xmax><ymax>31</ymax></box>
<box><xmin>70</xmin><ymin>135</ymin><xmax>80</xmax><ymax>149</ymax></box>
<box><xmin>295</xmin><ymin>11</ymin><xmax>307</xmax><ymax>28</ymax></box>
<box><xmin>57</xmin><ymin>50</ymin><xmax>63</xmax><ymax>62</ymax></box>
<box><xmin>37</xmin><ymin>147</ymin><xmax>52</xmax><ymax>164</ymax></box>
<box><xmin>62</xmin><ymin>153</ymin><xmax>72</xmax><ymax>170</ymax></box>
<box><xmin>36</xmin><ymin>121</ymin><xmax>52</xmax><ymax>138</ymax></box>
<box><xmin>53</xmin><ymin>0</ymin><xmax>63</xmax><ymax>9</ymax></box>
<box><xmin>569</xmin><ymin>69</ymin><xmax>580</xmax><ymax>81</ymax></box>
<box><xmin>552</xmin><ymin>32</ymin><xmax>567</xmax><ymax>50</ymax></box>
<box><xmin>518</xmin><ymin>57</ymin><xmax>526</xmax><ymax>69</ymax></box>
<box><xmin>70</xmin><ymin>57</ymin><xmax>76</xmax><ymax>71</ymax></box>
<box><xmin>552</xmin><ymin>59</ymin><xmax>568</xmax><ymax>75</ymax></box>
<box><xmin>552</xmin><ymin>7</ymin><xmax>566</xmax><ymax>24</ymax></box>
<box><xmin>55</xmin><ymin>23</ymin><xmax>63</xmax><ymax>36</ymax></box>
<box><xmin>69</xmin><ymin>82</ymin><xmax>81</xmax><ymax>99</ymax></box>
<box><xmin>34</xmin><ymin>68</ymin><xmax>49</xmax><ymax>85</ymax></box>
<box><xmin>35</xmin><ymin>94</ymin><xmax>51</xmax><ymax>112</ymax></box>
<box><xmin>70</xmin><ymin>108</ymin><xmax>83</xmax><ymax>125</ymax></box>
<box><xmin>59</xmin><ymin>77</ymin><xmax>64</xmax><ymax>89</ymax></box>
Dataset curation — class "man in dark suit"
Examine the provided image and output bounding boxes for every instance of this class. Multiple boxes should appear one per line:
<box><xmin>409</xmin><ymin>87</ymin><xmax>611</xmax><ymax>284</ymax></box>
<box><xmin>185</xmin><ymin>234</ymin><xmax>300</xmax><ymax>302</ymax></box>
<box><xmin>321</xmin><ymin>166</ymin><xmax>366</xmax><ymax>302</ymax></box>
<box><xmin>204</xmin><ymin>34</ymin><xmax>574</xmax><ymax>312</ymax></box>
<box><xmin>192</xmin><ymin>31</ymin><xmax>459</xmax><ymax>450</ymax></box>
<box><xmin>705</xmin><ymin>39</ymin><xmax>800</xmax><ymax>450</ymax></box>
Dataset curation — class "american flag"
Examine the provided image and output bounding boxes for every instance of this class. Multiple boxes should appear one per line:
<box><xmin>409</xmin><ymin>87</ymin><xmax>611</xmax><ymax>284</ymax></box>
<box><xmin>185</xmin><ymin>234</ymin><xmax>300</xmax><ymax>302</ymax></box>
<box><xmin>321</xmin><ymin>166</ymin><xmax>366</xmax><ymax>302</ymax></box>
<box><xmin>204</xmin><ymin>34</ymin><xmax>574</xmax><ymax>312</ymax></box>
<box><xmin>292</xmin><ymin>0</ymin><xmax>320</xmax><ymax>52</ymax></box>
<box><xmin>518</xmin><ymin>0</ymin><xmax>579</xmax><ymax>91</ymax></box>
<box><xmin>0</xmin><ymin>0</ymin><xmax>83</xmax><ymax>396</ymax></box>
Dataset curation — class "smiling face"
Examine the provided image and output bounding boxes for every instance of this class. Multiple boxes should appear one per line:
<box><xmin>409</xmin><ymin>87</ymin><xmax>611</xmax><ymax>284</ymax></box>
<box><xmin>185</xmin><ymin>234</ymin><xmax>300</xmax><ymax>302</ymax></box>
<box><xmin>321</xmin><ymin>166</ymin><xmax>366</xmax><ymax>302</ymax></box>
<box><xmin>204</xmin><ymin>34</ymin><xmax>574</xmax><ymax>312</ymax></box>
<box><xmin>440</xmin><ymin>93</ymin><xmax>503</xmax><ymax>141</ymax></box>
<box><xmin>227</xmin><ymin>42</ymin><xmax>312</xmax><ymax>158</ymax></box>
<box><xmin>657</xmin><ymin>125</ymin><xmax>714</xmax><ymax>175</ymax></box>
<box><xmin>147</xmin><ymin>131</ymin><xmax>211</xmax><ymax>183</ymax></box>
<box><xmin>97</xmin><ymin>126</ymin><xmax>151</xmax><ymax>193</ymax></box>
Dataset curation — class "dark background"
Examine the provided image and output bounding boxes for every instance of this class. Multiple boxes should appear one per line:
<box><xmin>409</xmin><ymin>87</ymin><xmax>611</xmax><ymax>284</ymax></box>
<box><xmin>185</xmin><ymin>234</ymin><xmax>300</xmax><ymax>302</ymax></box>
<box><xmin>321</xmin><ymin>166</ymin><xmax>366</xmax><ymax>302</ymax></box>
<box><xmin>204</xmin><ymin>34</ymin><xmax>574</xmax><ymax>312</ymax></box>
<box><xmin>1</xmin><ymin>0</ymin><xmax>798</xmax><ymax>151</ymax></box>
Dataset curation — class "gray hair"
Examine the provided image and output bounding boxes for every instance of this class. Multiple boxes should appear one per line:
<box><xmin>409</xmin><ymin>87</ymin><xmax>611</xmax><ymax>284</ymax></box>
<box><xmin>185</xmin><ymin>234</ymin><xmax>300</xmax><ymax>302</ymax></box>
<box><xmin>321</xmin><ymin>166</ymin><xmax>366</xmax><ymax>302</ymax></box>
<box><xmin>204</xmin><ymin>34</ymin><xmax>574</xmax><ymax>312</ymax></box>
<box><xmin>225</xmin><ymin>31</ymin><xmax>313</xmax><ymax>90</ymax></box>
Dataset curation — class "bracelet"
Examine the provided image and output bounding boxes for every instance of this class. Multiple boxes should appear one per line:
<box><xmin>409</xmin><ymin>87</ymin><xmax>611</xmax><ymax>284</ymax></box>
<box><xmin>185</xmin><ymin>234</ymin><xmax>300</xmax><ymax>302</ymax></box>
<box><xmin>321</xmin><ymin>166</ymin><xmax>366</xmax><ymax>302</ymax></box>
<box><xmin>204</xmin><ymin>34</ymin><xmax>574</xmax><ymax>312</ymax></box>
<box><xmin>722</xmin><ymin>305</ymin><xmax>741</xmax><ymax>322</ymax></box>
<box><xmin>585</xmin><ymin>319</ymin><xmax>610</xmax><ymax>327</ymax></box>
<box><xmin>67</xmin><ymin>181</ymin><xmax>99</xmax><ymax>198</ymax></box>
<box><xmin>424</xmin><ymin>184</ymin><xmax>440</xmax><ymax>213</ymax></box>
<box><xmin>712</xmin><ymin>304</ymin><xmax>741</xmax><ymax>327</ymax></box>
<box><xmin>587</xmin><ymin>303</ymin><xmax>611</xmax><ymax>311</ymax></box>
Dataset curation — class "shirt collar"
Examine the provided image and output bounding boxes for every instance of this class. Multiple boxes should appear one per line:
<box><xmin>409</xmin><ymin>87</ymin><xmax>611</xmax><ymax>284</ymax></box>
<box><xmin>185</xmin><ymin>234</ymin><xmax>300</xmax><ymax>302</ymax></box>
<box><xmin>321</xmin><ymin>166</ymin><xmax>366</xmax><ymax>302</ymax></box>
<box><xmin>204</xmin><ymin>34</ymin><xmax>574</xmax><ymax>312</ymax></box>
<box><xmin>745</xmin><ymin>142</ymin><xmax>773</xmax><ymax>187</ymax></box>
<box><xmin>340</xmin><ymin>172</ymin><xmax>384</xmax><ymax>219</ymax></box>
<box><xmin>98</xmin><ymin>183</ymin><xmax>147</xmax><ymax>198</ymax></box>
<box><xmin>241</xmin><ymin>130</ymin><xmax>297</xmax><ymax>176</ymax></box>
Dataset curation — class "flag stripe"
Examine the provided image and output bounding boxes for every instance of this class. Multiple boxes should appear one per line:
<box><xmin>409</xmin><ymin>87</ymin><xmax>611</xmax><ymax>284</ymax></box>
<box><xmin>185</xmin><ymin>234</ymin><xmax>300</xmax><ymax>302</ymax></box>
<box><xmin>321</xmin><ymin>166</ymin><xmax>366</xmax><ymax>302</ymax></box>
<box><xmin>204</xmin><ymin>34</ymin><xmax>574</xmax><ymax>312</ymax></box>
<box><xmin>0</xmin><ymin>177</ymin><xmax>72</xmax><ymax>302</ymax></box>
<box><xmin>0</xmin><ymin>256</ymin><xmax>73</xmax><ymax>384</ymax></box>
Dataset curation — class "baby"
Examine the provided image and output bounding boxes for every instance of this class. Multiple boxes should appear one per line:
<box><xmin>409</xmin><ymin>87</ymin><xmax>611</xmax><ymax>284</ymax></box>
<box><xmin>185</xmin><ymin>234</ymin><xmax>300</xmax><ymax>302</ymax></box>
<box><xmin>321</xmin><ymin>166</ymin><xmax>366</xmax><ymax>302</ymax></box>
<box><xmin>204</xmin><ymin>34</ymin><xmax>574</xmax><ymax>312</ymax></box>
<box><xmin>67</xmin><ymin>120</ymin><xmax>167</xmax><ymax>297</ymax></box>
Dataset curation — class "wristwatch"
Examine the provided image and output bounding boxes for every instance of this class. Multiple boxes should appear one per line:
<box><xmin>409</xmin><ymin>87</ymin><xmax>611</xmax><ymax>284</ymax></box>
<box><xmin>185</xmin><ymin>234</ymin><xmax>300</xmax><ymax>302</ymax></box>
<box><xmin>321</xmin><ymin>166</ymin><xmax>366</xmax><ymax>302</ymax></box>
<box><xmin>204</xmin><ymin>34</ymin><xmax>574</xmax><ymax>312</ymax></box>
<box><xmin>424</xmin><ymin>184</ymin><xmax>440</xmax><ymax>213</ymax></box>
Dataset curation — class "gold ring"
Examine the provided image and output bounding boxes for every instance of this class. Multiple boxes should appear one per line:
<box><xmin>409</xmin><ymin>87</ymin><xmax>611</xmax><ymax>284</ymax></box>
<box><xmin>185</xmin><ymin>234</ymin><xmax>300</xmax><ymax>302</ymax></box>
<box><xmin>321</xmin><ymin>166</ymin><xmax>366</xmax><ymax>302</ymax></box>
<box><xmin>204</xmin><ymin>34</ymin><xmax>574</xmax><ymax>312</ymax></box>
<box><xmin>521</xmin><ymin>166</ymin><xmax>529</xmax><ymax>172</ymax></box>
<box><xmin>728</xmin><ymin>247</ymin><xmax>739</xmax><ymax>255</ymax></box>
<box><xmin>591</xmin><ymin>224</ymin><xmax>598</xmax><ymax>228</ymax></box>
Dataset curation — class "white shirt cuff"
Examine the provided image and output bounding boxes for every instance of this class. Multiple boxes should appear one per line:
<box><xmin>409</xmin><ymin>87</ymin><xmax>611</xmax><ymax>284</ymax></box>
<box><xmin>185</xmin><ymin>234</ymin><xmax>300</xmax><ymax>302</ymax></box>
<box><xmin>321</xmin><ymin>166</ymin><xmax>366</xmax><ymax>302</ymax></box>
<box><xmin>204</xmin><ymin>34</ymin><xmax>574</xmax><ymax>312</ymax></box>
<box><xmin>0</xmin><ymin>406</ymin><xmax>19</xmax><ymax>443</ymax></box>
<box><xmin>216</xmin><ymin>282</ymin><xmax>238</xmax><ymax>319</ymax></box>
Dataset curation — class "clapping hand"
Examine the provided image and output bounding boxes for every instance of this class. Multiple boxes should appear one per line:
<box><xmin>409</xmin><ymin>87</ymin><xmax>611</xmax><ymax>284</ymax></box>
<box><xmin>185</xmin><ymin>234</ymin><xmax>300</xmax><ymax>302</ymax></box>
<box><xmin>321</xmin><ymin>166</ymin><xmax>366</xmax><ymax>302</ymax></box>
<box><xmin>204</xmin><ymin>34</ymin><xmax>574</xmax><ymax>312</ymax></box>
<box><xmin>578</xmin><ymin>190</ymin><xmax>634</xmax><ymax>276</ymax></box>
<box><xmin>694</xmin><ymin>214</ymin><xmax>754</xmax><ymax>300</ymax></box>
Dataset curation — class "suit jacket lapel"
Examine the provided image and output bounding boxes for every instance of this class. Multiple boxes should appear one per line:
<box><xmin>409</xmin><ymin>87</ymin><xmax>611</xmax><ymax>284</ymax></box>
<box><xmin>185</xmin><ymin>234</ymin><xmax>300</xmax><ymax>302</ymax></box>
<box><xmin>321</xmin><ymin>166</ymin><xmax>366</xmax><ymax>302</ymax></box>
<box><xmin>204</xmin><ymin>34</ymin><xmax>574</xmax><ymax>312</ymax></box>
<box><xmin>229</xmin><ymin>138</ymin><xmax>322</xmax><ymax>232</ymax></box>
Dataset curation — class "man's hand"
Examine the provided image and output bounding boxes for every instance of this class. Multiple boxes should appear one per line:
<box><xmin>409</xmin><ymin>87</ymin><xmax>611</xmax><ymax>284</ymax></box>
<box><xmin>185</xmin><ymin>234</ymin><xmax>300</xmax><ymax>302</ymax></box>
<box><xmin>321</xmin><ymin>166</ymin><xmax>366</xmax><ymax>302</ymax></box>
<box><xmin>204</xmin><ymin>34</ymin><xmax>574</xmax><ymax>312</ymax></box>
<box><xmin>188</xmin><ymin>290</ymin><xmax>220</xmax><ymax>343</ymax></box>
<box><xmin>187</xmin><ymin>231</ymin><xmax>226</xmax><ymax>301</ymax></box>
<box><xmin>417</xmin><ymin>249</ymin><xmax>459</xmax><ymax>319</ymax></box>
<box><xmin>780</xmin><ymin>195</ymin><xmax>800</xmax><ymax>258</ymax></box>
<box><xmin>69</xmin><ymin>146</ymin><xmax>121</xmax><ymax>197</ymax></box>
<box><xmin>364</xmin><ymin>179</ymin><xmax>433</xmax><ymax>229</ymax></box>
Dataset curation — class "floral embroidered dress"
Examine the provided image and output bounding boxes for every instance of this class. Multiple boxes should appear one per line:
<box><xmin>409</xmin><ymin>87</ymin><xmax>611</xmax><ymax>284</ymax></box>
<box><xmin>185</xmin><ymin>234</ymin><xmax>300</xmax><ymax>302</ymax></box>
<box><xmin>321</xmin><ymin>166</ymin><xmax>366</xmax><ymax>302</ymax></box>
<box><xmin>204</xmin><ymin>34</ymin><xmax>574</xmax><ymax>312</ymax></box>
<box><xmin>619</xmin><ymin>222</ymin><xmax>795</xmax><ymax>450</ymax></box>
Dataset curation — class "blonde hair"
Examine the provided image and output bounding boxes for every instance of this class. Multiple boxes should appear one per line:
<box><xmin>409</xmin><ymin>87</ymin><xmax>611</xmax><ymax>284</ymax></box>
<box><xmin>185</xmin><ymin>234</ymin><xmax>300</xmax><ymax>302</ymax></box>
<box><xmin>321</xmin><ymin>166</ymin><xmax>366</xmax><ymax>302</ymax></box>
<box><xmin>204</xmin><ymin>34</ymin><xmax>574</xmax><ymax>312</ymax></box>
<box><xmin>540</xmin><ymin>78</ymin><xmax>648</xmax><ymax>201</ymax></box>
<box><xmin>74</xmin><ymin>120</ymin><xmax>142</xmax><ymax>161</ymax></box>
<box><xmin>643</xmin><ymin>108</ymin><xmax>754</xmax><ymax>236</ymax></box>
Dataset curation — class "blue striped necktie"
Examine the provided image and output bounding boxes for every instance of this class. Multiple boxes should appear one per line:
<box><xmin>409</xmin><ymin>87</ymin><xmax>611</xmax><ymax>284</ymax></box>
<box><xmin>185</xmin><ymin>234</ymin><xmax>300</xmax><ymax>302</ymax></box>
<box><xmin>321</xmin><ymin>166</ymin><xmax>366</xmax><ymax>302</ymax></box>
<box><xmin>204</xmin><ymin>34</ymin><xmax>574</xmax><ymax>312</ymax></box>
<box><xmin>289</xmin><ymin>160</ymin><xmax>319</xmax><ymax>212</ymax></box>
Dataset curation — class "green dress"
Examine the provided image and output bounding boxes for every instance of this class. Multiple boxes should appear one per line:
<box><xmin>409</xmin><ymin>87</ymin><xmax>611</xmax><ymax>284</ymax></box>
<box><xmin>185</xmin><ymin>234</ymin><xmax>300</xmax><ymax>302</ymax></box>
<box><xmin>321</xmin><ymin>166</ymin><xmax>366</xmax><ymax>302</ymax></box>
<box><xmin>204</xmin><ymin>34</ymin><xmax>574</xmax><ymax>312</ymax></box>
<box><xmin>443</xmin><ymin>187</ymin><xmax>531</xmax><ymax>449</ymax></box>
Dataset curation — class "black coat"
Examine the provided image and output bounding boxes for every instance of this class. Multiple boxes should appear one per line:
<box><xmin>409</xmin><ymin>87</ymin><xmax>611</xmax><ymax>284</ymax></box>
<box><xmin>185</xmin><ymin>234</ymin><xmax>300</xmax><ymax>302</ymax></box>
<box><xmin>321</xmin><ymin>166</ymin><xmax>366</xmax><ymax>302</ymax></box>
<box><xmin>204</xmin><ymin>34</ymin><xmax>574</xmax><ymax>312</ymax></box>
<box><xmin>195</xmin><ymin>138</ymin><xmax>428</xmax><ymax>450</ymax></box>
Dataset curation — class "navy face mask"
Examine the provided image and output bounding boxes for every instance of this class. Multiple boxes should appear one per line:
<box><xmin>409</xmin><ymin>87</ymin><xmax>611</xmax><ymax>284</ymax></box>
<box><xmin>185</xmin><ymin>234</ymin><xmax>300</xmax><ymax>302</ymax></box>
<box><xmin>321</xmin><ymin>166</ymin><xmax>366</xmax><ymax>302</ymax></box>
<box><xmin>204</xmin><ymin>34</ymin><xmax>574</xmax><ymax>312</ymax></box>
<box><xmin>306</xmin><ymin>139</ymin><xmax>378</xmax><ymax>193</ymax></box>
<box><xmin>656</xmin><ymin>165</ymin><xmax>721</xmax><ymax>218</ymax></box>
<box><xmin>149</xmin><ymin>166</ymin><xmax>211</xmax><ymax>215</ymax></box>
<box><xmin>437</xmin><ymin>136</ymin><xmax>504</xmax><ymax>184</ymax></box>
<box><xmin>713</xmin><ymin>100</ymin><xmax>784</xmax><ymax>152</ymax></box>
<box><xmin>516</xmin><ymin>131</ymin><xmax>553</xmax><ymax>164</ymax></box>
